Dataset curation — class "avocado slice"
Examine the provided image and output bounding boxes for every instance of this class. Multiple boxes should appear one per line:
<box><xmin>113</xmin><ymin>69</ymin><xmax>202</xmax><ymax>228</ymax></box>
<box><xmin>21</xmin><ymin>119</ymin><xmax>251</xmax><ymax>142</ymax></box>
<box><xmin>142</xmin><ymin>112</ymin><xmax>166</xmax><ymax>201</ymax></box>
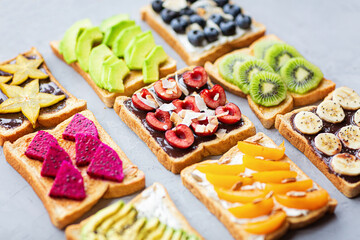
<box><xmin>145</xmin><ymin>223</ymin><xmax>167</xmax><ymax>240</ymax></box>
<box><xmin>170</xmin><ymin>230</ymin><xmax>183</xmax><ymax>240</ymax></box>
<box><xmin>88</xmin><ymin>44</ymin><xmax>113</xmax><ymax>85</ymax></box>
<box><xmin>60</xmin><ymin>18</ymin><xmax>92</xmax><ymax>64</ymax></box>
<box><xmin>138</xmin><ymin>218</ymin><xmax>160</xmax><ymax>239</ymax></box>
<box><xmin>113</xmin><ymin>25</ymin><xmax>142</xmax><ymax>57</ymax></box>
<box><xmin>100</xmin><ymin>14</ymin><xmax>130</xmax><ymax>32</ymax></box>
<box><xmin>105</xmin><ymin>59</ymin><xmax>129</xmax><ymax>93</ymax></box>
<box><xmin>103</xmin><ymin>20</ymin><xmax>135</xmax><ymax>48</ymax></box>
<box><xmin>121</xmin><ymin>217</ymin><xmax>147</xmax><ymax>240</ymax></box>
<box><xmin>106</xmin><ymin>208</ymin><xmax>137</xmax><ymax>239</ymax></box>
<box><xmin>143</xmin><ymin>45</ymin><xmax>168</xmax><ymax>84</ymax></box>
<box><xmin>124</xmin><ymin>31</ymin><xmax>156</xmax><ymax>70</ymax></box>
<box><xmin>180</xmin><ymin>231</ymin><xmax>188</xmax><ymax>240</ymax></box>
<box><xmin>100</xmin><ymin>55</ymin><xmax>119</xmax><ymax>88</ymax></box>
<box><xmin>187</xmin><ymin>234</ymin><xmax>201</xmax><ymax>240</ymax></box>
<box><xmin>160</xmin><ymin>227</ymin><xmax>175</xmax><ymax>240</ymax></box>
<box><xmin>75</xmin><ymin>27</ymin><xmax>103</xmax><ymax>72</ymax></box>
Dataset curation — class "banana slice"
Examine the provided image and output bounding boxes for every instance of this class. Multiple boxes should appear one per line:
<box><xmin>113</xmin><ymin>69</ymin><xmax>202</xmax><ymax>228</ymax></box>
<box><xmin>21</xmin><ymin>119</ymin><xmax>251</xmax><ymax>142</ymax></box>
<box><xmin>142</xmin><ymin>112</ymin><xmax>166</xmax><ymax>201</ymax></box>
<box><xmin>331</xmin><ymin>153</ymin><xmax>360</xmax><ymax>176</ymax></box>
<box><xmin>314</xmin><ymin>133</ymin><xmax>342</xmax><ymax>156</ymax></box>
<box><xmin>353</xmin><ymin>109</ymin><xmax>360</xmax><ymax>127</ymax></box>
<box><xmin>294</xmin><ymin>111</ymin><xmax>323</xmax><ymax>135</ymax></box>
<box><xmin>338</xmin><ymin>125</ymin><xmax>360</xmax><ymax>149</ymax></box>
<box><xmin>316</xmin><ymin>100</ymin><xmax>345</xmax><ymax>123</ymax></box>
<box><xmin>333</xmin><ymin>87</ymin><xmax>360</xmax><ymax>110</ymax></box>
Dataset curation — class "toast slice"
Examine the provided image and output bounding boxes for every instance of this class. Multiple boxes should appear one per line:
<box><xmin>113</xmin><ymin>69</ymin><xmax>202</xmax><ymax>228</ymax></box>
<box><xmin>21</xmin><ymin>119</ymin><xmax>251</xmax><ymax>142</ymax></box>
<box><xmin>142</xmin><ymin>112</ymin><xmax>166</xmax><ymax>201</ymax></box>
<box><xmin>141</xmin><ymin>5</ymin><xmax>266</xmax><ymax>66</ymax></box>
<box><xmin>114</xmin><ymin>66</ymin><xmax>256</xmax><ymax>174</ymax></box>
<box><xmin>181</xmin><ymin>132</ymin><xmax>337</xmax><ymax>240</ymax></box>
<box><xmin>65</xmin><ymin>183</ymin><xmax>202</xmax><ymax>240</ymax></box>
<box><xmin>50</xmin><ymin>41</ymin><xmax>177</xmax><ymax>108</ymax></box>
<box><xmin>3</xmin><ymin>110</ymin><xmax>145</xmax><ymax>228</ymax></box>
<box><xmin>0</xmin><ymin>47</ymin><xmax>87</xmax><ymax>145</ymax></box>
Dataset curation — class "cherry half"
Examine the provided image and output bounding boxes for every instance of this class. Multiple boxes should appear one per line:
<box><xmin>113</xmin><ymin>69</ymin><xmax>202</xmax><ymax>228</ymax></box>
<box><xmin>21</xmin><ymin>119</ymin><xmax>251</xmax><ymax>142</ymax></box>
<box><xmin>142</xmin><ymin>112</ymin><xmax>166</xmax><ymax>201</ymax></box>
<box><xmin>191</xmin><ymin>117</ymin><xmax>219</xmax><ymax>136</ymax></box>
<box><xmin>172</xmin><ymin>96</ymin><xmax>200</xmax><ymax>113</ymax></box>
<box><xmin>154</xmin><ymin>78</ymin><xmax>182</xmax><ymax>101</ymax></box>
<box><xmin>200</xmin><ymin>84</ymin><xmax>226</xmax><ymax>109</ymax></box>
<box><xmin>165</xmin><ymin>124</ymin><xmax>194</xmax><ymax>149</ymax></box>
<box><xmin>132</xmin><ymin>89</ymin><xmax>157</xmax><ymax>111</ymax></box>
<box><xmin>146</xmin><ymin>109</ymin><xmax>173</xmax><ymax>131</ymax></box>
<box><xmin>182</xmin><ymin>66</ymin><xmax>208</xmax><ymax>89</ymax></box>
<box><xmin>215</xmin><ymin>103</ymin><xmax>242</xmax><ymax>124</ymax></box>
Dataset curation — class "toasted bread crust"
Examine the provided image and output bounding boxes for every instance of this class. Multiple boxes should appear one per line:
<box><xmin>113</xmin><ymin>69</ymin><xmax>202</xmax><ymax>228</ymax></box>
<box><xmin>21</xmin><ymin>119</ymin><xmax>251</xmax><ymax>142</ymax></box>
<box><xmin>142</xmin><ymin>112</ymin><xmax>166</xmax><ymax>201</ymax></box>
<box><xmin>3</xmin><ymin>110</ymin><xmax>145</xmax><ymax>228</ymax></box>
<box><xmin>140</xmin><ymin>5</ymin><xmax>266</xmax><ymax>66</ymax></box>
<box><xmin>181</xmin><ymin>132</ymin><xmax>337</xmax><ymax>240</ymax></box>
<box><xmin>50</xmin><ymin>41</ymin><xmax>177</xmax><ymax>108</ymax></box>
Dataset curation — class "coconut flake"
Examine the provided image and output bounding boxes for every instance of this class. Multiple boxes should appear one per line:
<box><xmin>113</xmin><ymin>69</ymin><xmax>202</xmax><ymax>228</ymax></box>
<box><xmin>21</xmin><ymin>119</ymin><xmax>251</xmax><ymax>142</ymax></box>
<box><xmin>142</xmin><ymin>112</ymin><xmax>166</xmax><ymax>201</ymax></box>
<box><xmin>136</xmin><ymin>93</ymin><xmax>158</xmax><ymax>109</ymax></box>
<box><xmin>194</xmin><ymin>94</ymin><xmax>207</xmax><ymax>111</ymax></box>
<box><xmin>204</xmin><ymin>109</ymin><xmax>215</xmax><ymax>117</ymax></box>
<box><xmin>159</xmin><ymin>103</ymin><xmax>177</xmax><ymax>111</ymax></box>
<box><xmin>163</xmin><ymin>0</ymin><xmax>187</xmax><ymax>12</ymax></box>
<box><xmin>147</xmin><ymin>90</ymin><xmax>162</xmax><ymax>107</ymax></box>
<box><xmin>216</xmin><ymin>111</ymin><xmax>229</xmax><ymax>118</ymax></box>
<box><xmin>180</xmin><ymin>111</ymin><xmax>206</xmax><ymax>126</ymax></box>
<box><xmin>195</xmin><ymin>124</ymin><xmax>206</xmax><ymax>133</ymax></box>
<box><xmin>213</xmin><ymin>93</ymin><xmax>220</xmax><ymax>101</ymax></box>
<box><xmin>215</xmin><ymin>129</ymin><xmax>226</xmax><ymax>138</ymax></box>
<box><xmin>162</xmin><ymin>78</ymin><xmax>176</xmax><ymax>89</ymax></box>
<box><xmin>175</xmin><ymin>73</ymin><xmax>189</xmax><ymax>96</ymax></box>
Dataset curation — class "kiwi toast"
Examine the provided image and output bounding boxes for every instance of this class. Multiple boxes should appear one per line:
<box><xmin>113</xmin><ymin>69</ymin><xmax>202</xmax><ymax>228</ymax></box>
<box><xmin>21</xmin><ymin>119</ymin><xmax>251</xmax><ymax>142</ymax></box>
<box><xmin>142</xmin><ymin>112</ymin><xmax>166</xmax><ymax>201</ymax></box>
<box><xmin>3</xmin><ymin>110</ymin><xmax>145</xmax><ymax>228</ymax></box>
<box><xmin>181</xmin><ymin>132</ymin><xmax>337</xmax><ymax>240</ymax></box>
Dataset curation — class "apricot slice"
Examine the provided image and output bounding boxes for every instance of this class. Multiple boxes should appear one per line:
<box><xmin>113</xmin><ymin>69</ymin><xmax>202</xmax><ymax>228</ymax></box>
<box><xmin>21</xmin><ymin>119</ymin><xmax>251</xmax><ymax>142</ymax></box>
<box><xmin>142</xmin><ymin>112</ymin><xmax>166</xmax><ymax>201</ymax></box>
<box><xmin>252</xmin><ymin>171</ymin><xmax>297</xmax><ymax>183</ymax></box>
<box><xmin>229</xmin><ymin>198</ymin><xmax>274</xmax><ymax>219</ymax></box>
<box><xmin>196</xmin><ymin>163</ymin><xmax>245</xmax><ymax>175</ymax></box>
<box><xmin>242</xmin><ymin>155</ymin><xmax>290</xmax><ymax>172</ymax></box>
<box><xmin>244</xmin><ymin>211</ymin><xmax>287</xmax><ymax>235</ymax></box>
<box><xmin>237</xmin><ymin>141</ymin><xmax>285</xmax><ymax>160</ymax></box>
<box><xmin>275</xmin><ymin>189</ymin><xmax>329</xmax><ymax>210</ymax></box>
<box><xmin>205</xmin><ymin>173</ymin><xmax>253</xmax><ymax>189</ymax></box>
<box><xmin>215</xmin><ymin>187</ymin><xmax>269</xmax><ymax>204</ymax></box>
<box><xmin>265</xmin><ymin>179</ymin><xmax>313</xmax><ymax>194</ymax></box>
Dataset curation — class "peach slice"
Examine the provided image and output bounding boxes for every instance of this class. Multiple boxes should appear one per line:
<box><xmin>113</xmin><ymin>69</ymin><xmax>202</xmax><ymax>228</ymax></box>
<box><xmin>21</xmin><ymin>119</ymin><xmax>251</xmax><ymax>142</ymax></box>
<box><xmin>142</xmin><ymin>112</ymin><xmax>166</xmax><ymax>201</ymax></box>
<box><xmin>196</xmin><ymin>163</ymin><xmax>245</xmax><ymax>175</ymax></box>
<box><xmin>244</xmin><ymin>211</ymin><xmax>287</xmax><ymax>235</ymax></box>
<box><xmin>252</xmin><ymin>171</ymin><xmax>298</xmax><ymax>183</ymax></box>
<box><xmin>242</xmin><ymin>155</ymin><xmax>290</xmax><ymax>172</ymax></box>
<box><xmin>215</xmin><ymin>187</ymin><xmax>269</xmax><ymax>203</ymax></box>
<box><xmin>229</xmin><ymin>198</ymin><xmax>274</xmax><ymax>219</ymax></box>
<box><xmin>275</xmin><ymin>189</ymin><xmax>329</xmax><ymax>210</ymax></box>
<box><xmin>237</xmin><ymin>141</ymin><xmax>285</xmax><ymax>160</ymax></box>
<box><xmin>265</xmin><ymin>179</ymin><xmax>313</xmax><ymax>194</ymax></box>
<box><xmin>205</xmin><ymin>173</ymin><xmax>253</xmax><ymax>189</ymax></box>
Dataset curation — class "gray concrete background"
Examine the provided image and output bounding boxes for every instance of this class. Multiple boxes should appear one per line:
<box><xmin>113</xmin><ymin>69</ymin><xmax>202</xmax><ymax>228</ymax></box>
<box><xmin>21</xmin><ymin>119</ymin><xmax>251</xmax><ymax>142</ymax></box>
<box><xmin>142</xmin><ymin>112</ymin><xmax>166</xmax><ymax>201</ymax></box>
<box><xmin>0</xmin><ymin>0</ymin><xmax>359</xmax><ymax>239</ymax></box>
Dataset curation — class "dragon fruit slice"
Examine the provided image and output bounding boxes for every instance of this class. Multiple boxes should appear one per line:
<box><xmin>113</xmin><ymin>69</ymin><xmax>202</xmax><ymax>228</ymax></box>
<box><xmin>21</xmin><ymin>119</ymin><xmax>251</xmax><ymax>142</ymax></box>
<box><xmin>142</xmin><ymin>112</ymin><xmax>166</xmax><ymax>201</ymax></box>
<box><xmin>75</xmin><ymin>133</ymin><xmax>101</xmax><ymax>167</ymax></box>
<box><xmin>49</xmin><ymin>161</ymin><xmax>86</xmax><ymax>200</ymax></box>
<box><xmin>25</xmin><ymin>131</ymin><xmax>59</xmax><ymax>161</ymax></box>
<box><xmin>87</xmin><ymin>143</ymin><xmax>124</xmax><ymax>182</ymax></box>
<box><xmin>63</xmin><ymin>113</ymin><xmax>98</xmax><ymax>141</ymax></box>
<box><xmin>41</xmin><ymin>142</ymin><xmax>72</xmax><ymax>178</ymax></box>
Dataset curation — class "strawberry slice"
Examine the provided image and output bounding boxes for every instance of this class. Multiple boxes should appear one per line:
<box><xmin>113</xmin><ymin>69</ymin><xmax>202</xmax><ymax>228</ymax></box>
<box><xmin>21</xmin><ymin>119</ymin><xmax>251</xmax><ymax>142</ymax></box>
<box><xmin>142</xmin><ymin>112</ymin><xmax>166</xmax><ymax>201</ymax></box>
<box><xmin>191</xmin><ymin>116</ymin><xmax>219</xmax><ymax>136</ymax></box>
<box><xmin>216</xmin><ymin>103</ymin><xmax>242</xmax><ymax>124</ymax></box>
<box><xmin>200</xmin><ymin>84</ymin><xmax>226</xmax><ymax>109</ymax></box>
<box><xmin>172</xmin><ymin>96</ymin><xmax>200</xmax><ymax>113</ymax></box>
<box><xmin>182</xmin><ymin>66</ymin><xmax>208</xmax><ymax>89</ymax></box>
<box><xmin>146</xmin><ymin>109</ymin><xmax>172</xmax><ymax>131</ymax></box>
<box><xmin>165</xmin><ymin>124</ymin><xmax>194</xmax><ymax>149</ymax></box>
<box><xmin>132</xmin><ymin>89</ymin><xmax>157</xmax><ymax>111</ymax></box>
<box><xmin>154</xmin><ymin>78</ymin><xmax>182</xmax><ymax>101</ymax></box>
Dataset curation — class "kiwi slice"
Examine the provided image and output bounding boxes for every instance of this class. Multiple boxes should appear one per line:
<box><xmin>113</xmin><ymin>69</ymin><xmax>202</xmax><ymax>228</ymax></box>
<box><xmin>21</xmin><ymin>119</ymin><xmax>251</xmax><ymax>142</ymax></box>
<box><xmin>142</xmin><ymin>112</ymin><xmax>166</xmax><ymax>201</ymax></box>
<box><xmin>218</xmin><ymin>53</ymin><xmax>254</xmax><ymax>84</ymax></box>
<box><xmin>233</xmin><ymin>59</ymin><xmax>274</xmax><ymax>94</ymax></box>
<box><xmin>280</xmin><ymin>57</ymin><xmax>323</xmax><ymax>94</ymax></box>
<box><xmin>253</xmin><ymin>39</ymin><xmax>281</xmax><ymax>59</ymax></box>
<box><xmin>249</xmin><ymin>71</ymin><xmax>287</xmax><ymax>107</ymax></box>
<box><xmin>264</xmin><ymin>43</ymin><xmax>302</xmax><ymax>72</ymax></box>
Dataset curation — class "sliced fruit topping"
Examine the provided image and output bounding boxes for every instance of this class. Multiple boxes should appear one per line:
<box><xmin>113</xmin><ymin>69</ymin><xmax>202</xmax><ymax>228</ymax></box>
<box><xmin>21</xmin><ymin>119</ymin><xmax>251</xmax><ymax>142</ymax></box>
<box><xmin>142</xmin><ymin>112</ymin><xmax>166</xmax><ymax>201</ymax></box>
<box><xmin>132</xmin><ymin>89</ymin><xmax>158</xmax><ymax>111</ymax></box>
<box><xmin>353</xmin><ymin>109</ymin><xmax>360</xmax><ymax>127</ymax></box>
<box><xmin>331</xmin><ymin>153</ymin><xmax>360</xmax><ymax>176</ymax></box>
<box><xmin>316</xmin><ymin>100</ymin><xmax>345</xmax><ymax>123</ymax></box>
<box><xmin>0</xmin><ymin>55</ymin><xmax>48</xmax><ymax>85</ymax></box>
<box><xmin>229</xmin><ymin>198</ymin><xmax>274</xmax><ymax>219</ymax></box>
<box><xmin>293</xmin><ymin>111</ymin><xmax>323</xmax><ymax>135</ymax></box>
<box><xmin>338</xmin><ymin>125</ymin><xmax>360</xmax><ymax>149</ymax></box>
<box><xmin>314</xmin><ymin>133</ymin><xmax>342</xmax><ymax>156</ymax></box>
<box><xmin>0</xmin><ymin>76</ymin><xmax>12</xmax><ymax>83</ymax></box>
<box><xmin>87</xmin><ymin>143</ymin><xmax>124</xmax><ymax>182</ymax></box>
<box><xmin>25</xmin><ymin>131</ymin><xmax>59</xmax><ymax>161</ymax></box>
<box><xmin>332</xmin><ymin>87</ymin><xmax>360</xmax><ymax>110</ymax></box>
<box><xmin>172</xmin><ymin>96</ymin><xmax>200</xmax><ymax>113</ymax></box>
<box><xmin>205</xmin><ymin>173</ymin><xmax>253</xmax><ymax>189</ymax></box>
<box><xmin>200</xmin><ymin>84</ymin><xmax>226</xmax><ymax>109</ymax></box>
<box><xmin>182</xmin><ymin>66</ymin><xmax>208</xmax><ymax>89</ymax></box>
<box><xmin>165</xmin><ymin>124</ymin><xmax>194</xmax><ymax>149</ymax></box>
<box><xmin>196</xmin><ymin>163</ymin><xmax>245</xmax><ymax>175</ymax></box>
<box><xmin>49</xmin><ymin>161</ymin><xmax>86</xmax><ymax>200</ymax></box>
<box><xmin>0</xmin><ymin>80</ymin><xmax>65</xmax><ymax>127</ymax></box>
<box><xmin>237</xmin><ymin>141</ymin><xmax>285</xmax><ymax>160</ymax></box>
<box><xmin>146</xmin><ymin>109</ymin><xmax>172</xmax><ymax>131</ymax></box>
<box><xmin>75</xmin><ymin>133</ymin><xmax>101</xmax><ymax>166</ymax></box>
<box><xmin>265</xmin><ymin>179</ymin><xmax>313</xmax><ymax>194</ymax></box>
<box><xmin>143</xmin><ymin>45</ymin><xmax>168</xmax><ymax>84</ymax></box>
<box><xmin>252</xmin><ymin>171</ymin><xmax>297</xmax><ymax>183</ymax></box>
<box><xmin>252</xmin><ymin>39</ymin><xmax>281</xmax><ymax>59</ymax></box>
<box><xmin>63</xmin><ymin>113</ymin><xmax>99</xmax><ymax>141</ymax></box>
<box><xmin>275</xmin><ymin>189</ymin><xmax>329</xmax><ymax>210</ymax></box>
<box><xmin>41</xmin><ymin>143</ymin><xmax>72</xmax><ymax>178</ymax></box>
<box><xmin>191</xmin><ymin>116</ymin><xmax>219</xmax><ymax>136</ymax></box>
<box><xmin>154</xmin><ymin>77</ymin><xmax>182</xmax><ymax>101</ymax></box>
<box><xmin>215</xmin><ymin>187</ymin><xmax>269</xmax><ymax>204</ymax></box>
<box><xmin>244</xmin><ymin>211</ymin><xmax>286</xmax><ymax>235</ymax></box>
<box><xmin>242</xmin><ymin>155</ymin><xmax>290</xmax><ymax>172</ymax></box>
<box><xmin>215</xmin><ymin>103</ymin><xmax>241</xmax><ymax>124</ymax></box>
<box><xmin>218</xmin><ymin>53</ymin><xmax>253</xmax><ymax>84</ymax></box>
<box><xmin>264</xmin><ymin>43</ymin><xmax>302</xmax><ymax>72</ymax></box>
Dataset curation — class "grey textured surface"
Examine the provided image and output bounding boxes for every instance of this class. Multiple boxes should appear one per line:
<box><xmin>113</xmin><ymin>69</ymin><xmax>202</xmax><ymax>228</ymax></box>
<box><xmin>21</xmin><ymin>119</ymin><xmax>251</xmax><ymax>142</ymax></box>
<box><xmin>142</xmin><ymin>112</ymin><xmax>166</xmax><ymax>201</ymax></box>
<box><xmin>0</xmin><ymin>0</ymin><xmax>360</xmax><ymax>239</ymax></box>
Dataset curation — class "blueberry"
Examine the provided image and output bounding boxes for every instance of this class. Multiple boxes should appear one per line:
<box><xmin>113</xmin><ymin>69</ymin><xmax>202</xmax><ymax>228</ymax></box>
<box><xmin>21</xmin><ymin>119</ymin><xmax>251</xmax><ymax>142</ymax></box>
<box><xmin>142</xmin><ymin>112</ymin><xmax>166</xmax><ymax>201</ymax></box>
<box><xmin>220</xmin><ymin>21</ymin><xmax>236</xmax><ymax>36</ymax></box>
<box><xmin>151</xmin><ymin>0</ymin><xmax>163</xmax><ymax>13</ymax></box>
<box><xmin>171</xmin><ymin>16</ymin><xmax>189</xmax><ymax>34</ymax></box>
<box><xmin>189</xmin><ymin>14</ymin><xmax>206</xmax><ymax>28</ymax></box>
<box><xmin>187</xmin><ymin>0</ymin><xmax>197</xmax><ymax>3</ymax></box>
<box><xmin>180</xmin><ymin>7</ymin><xmax>195</xmax><ymax>16</ymax></box>
<box><xmin>160</xmin><ymin>9</ymin><xmax>179</xmax><ymax>24</ymax></box>
<box><xmin>236</xmin><ymin>14</ymin><xmax>252</xmax><ymax>29</ymax></box>
<box><xmin>188</xmin><ymin>30</ymin><xmax>205</xmax><ymax>46</ymax></box>
<box><xmin>214</xmin><ymin>0</ymin><xmax>229</xmax><ymax>7</ymax></box>
<box><xmin>209</xmin><ymin>14</ymin><xmax>224</xmax><ymax>26</ymax></box>
<box><xmin>223</xmin><ymin>4</ymin><xmax>242</xmax><ymax>17</ymax></box>
<box><xmin>204</xmin><ymin>27</ymin><xmax>219</xmax><ymax>43</ymax></box>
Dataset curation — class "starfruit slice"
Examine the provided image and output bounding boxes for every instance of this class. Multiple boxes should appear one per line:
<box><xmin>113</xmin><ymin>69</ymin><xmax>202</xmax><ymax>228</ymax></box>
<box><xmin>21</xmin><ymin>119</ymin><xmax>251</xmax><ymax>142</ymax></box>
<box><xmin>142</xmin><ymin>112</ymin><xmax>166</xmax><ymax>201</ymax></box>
<box><xmin>275</xmin><ymin>189</ymin><xmax>329</xmax><ymax>210</ymax></box>
<box><xmin>242</xmin><ymin>155</ymin><xmax>290</xmax><ymax>172</ymax></box>
<box><xmin>238</xmin><ymin>141</ymin><xmax>285</xmax><ymax>160</ymax></box>
<box><xmin>265</xmin><ymin>179</ymin><xmax>313</xmax><ymax>194</ymax></box>
<box><xmin>244</xmin><ymin>211</ymin><xmax>287</xmax><ymax>235</ymax></box>
<box><xmin>0</xmin><ymin>76</ymin><xmax>12</xmax><ymax>83</ymax></box>
<box><xmin>228</xmin><ymin>198</ymin><xmax>274</xmax><ymax>219</ymax></box>
<box><xmin>196</xmin><ymin>163</ymin><xmax>245</xmax><ymax>175</ymax></box>
<box><xmin>205</xmin><ymin>173</ymin><xmax>253</xmax><ymax>189</ymax></box>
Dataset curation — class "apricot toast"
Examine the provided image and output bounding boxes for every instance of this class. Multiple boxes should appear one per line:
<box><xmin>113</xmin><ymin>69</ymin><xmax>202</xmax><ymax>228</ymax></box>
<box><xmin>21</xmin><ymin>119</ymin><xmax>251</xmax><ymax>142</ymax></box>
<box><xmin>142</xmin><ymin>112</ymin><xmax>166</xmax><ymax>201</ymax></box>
<box><xmin>141</xmin><ymin>0</ymin><xmax>266</xmax><ymax>66</ymax></box>
<box><xmin>65</xmin><ymin>183</ymin><xmax>202</xmax><ymax>240</ymax></box>
<box><xmin>3</xmin><ymin>110</ymin><xmax>145</xmax><ymax>228</ymax></box>
<box><xmin>205</xmin><ymin>34</ymin><xmax>336</xmax><ymax>128</ymax></box>
<box><xmin>114</xmin><ymin>66</ymin><xmax>256</xmax><ymax>173</ymax></box>
<box><xmin>51</xmin><ymin>14</ymin><xmax>176</xmax><ymax>108</ymax></box>
<box><xmin>276</xmin><ymin>87</ymin><xmax>360</xmax><ymax>198</ymax></box>
<box><xmin>181</xmin><ymin>132</ymin><xmax>337</xmax><ymax>240</ymax></box>
<box><xmin>0</xmin><ymin>47</ymin><xmax>86</xmax><ymax>145</ymax></box>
